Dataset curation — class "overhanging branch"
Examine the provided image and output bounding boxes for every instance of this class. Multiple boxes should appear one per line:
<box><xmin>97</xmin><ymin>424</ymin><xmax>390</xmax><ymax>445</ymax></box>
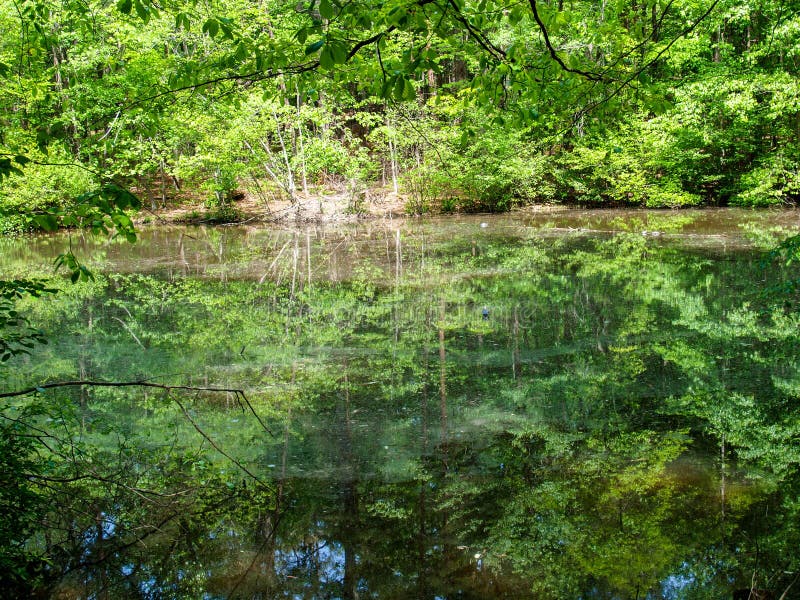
<box><xmin>573</xmin><ymin>0</ymin><xmax>722</xmax><ymax>124</ymax></box>
<box><xmin>0</xmin><ymin>379</ymin><xmax>246</xmax><ymax>398</ymax></box>
<box><xmin>528</xmin><ymin>0</ymin><xmax>605</xmax><ymax>81</ymax></box>
<box><xmin>1</xmin><ymin>378</ymin><xmax>275</xmax><ymax>436</ymax></box>
<box><xmin>443</xmin><ymin>0</ymin><xmax>507</xmax><ymax>62</ymax></box>
<box><xmin>2</xmin><ymin>379</ymin><xmax>277</xmax><ymax>487</ymax></box>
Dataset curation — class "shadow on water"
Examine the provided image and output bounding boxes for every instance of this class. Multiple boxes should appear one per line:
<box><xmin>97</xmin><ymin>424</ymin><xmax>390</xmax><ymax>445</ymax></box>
<box><xmin>2</xmin><ymin>209</ymin><xmax>800</xmax><ymax>599</ymax></box>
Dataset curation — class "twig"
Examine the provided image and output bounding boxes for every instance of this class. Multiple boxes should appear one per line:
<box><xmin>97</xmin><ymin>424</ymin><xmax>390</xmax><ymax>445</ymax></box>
<box><xmin>111</xmin><ymin>316</ymin><xmax>146</xmax><ymax>349</ymax></box>
<box><xmin>0</xmin><ymin>380</ymin><xmax>248</xmax><ymax>399</ymax></box>
<box><xmin>171</xmin><ymin>393</ymin><xmax>273</xmax><ymax>489</ymax></box>
<box><xmin>779</xmin><ymin>573</ymin><xmax>799</xmax><ymax>600</ymax></box>
<box><xmin>572</xmin><ymin>0</ymin><xmax>722</xmax><ymax>125</ymax></box>
<box><xmin>528</xmin><ymin>0</ymin><xmax>604</xmax><ymax>81</ymax></box>
<box><xmin>1</xmin><ymin>379</ymin><xmax>276</xmax><ymax>438</ymax></box>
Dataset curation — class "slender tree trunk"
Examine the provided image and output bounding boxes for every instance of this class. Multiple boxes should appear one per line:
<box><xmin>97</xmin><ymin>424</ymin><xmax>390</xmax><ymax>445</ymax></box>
<box><xmin>387</xmin><ymin>116</ymin><xmax>399</xmax><ymax>194</ymax></box>
<box><xmin>713</xmin><ymin>24</ymin><xmax>723</xmax><ymax>62</ymax></box>
<box><xmin>341</xmin><ymin>365</ymin><xmax>359</xmax><ymax>600</ymax></box>
<box><xmin>296</xmin><ymin>84</ymin><xmax>309</xmax><ymax>195</ymax></box>
<box><xmin>160</xmin><ymin>159</ymin><xmax>168</xmax><ymax>208</ymax></box>
<box><xmin>439</xmin><ymin>297</ymin><xmax>447</xmax><ymax>450</ymax></box>
<box><xmin>306</xmin><ymin>228</ymin><xmax>312</xmax><ymax>290</ymax></box>
<box><xmin>720</xmin><ymin>433</ymin><xmax>726</xmax><ymax>524</ymax></box>
<box><xmin>274</xmin><ymin>118</ymin><xmax>296</xmax><ymax>200</ymax></box>
<box><xmin>395</xmin><ymin>228</ymin><xmax>402</xmax><ymax>288</ymax></box>
<box><xmin>290</xmin><ymin>233</ymin><xmax>298</xmax><ymax>300</ymax></box>
<box><xmin>512</xmin><ymin>305</ymin><xmax>520</xmax><ymax>380</ymax></box>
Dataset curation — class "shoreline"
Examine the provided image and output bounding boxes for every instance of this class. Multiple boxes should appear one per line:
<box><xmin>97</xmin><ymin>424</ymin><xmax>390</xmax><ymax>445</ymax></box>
<box><xmin>134</xmin><ymin>189</ymin><xmax>413</xmax><ymax>226</ymax></box>
<box><xmin>134</xmin><ymin>191</ymin><xmax>800</xmax><ymax>229</ymax></box>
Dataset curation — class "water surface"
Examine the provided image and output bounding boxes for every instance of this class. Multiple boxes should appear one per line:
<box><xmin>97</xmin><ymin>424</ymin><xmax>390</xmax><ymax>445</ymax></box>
<box><xmin>3</xmin><ymin>209</ymin><xmax>800</xmax><ymax>599</ymax></box>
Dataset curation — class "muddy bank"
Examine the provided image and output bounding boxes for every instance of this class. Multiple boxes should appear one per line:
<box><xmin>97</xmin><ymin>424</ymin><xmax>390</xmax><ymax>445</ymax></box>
<box><xmin>135</xmin><ymin>188</ymin><xmax>410</xmax><ymax>226</ymax></box>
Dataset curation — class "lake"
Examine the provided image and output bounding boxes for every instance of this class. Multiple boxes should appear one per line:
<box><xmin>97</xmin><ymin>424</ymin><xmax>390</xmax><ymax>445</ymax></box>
<box><xmin>2</xmin><ymin>208</ymin><xmax>800</xmax><ymax>599</ymax></box>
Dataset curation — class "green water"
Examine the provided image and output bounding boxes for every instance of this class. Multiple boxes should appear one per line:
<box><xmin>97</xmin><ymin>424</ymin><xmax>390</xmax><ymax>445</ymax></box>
<box><xmin>2</xmin><ymin>209</ymin><xmax>800</xmax><ymax>599</ymax></box>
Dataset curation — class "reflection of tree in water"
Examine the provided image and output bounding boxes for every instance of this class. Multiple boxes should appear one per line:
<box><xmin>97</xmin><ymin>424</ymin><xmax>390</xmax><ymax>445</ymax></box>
<box><xmin>3</xmin><ymin>223</ymin><xmax>800</xmax><ymax>597</ymax></box>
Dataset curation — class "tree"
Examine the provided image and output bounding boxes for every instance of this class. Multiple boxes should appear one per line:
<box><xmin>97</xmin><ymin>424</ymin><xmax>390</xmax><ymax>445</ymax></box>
<box><xmin>2</xmin><ymin>0</ymin><xmax>743</xmax><ymax>220</ymax></box>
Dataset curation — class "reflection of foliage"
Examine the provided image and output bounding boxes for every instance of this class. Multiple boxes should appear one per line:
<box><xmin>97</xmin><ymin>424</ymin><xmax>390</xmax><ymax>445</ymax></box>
<box><xmin>3</xmin><ymin>220</ymin><xmax>800</xmax><ymax>596</ymax></box>
<box><xmin>0</xmin><ymin>279</ymin><xmax>55</xmax><ymax>362</ymax></box>
<box><xmin>760</xmin><ymin>233</ymin><xmax>800</xmax><ymax>309</ymax></box>
<box><xmin>0</xmin><ymin>416</ymin><xmax>46</xmax><ymax>593</ymax></box>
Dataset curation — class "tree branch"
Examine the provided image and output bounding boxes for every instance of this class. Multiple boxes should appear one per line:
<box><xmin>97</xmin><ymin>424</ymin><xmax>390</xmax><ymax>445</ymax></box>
<box><xmin>170</xmin><ymin>393</ymin><xmax>273</xmax><ymax>489</ymax></box>
<box><xmin>443</xmin><ymin>0</ymin><xmax>507</xmax><ymax>62</ymax></box>
<box><xmin>528</xmin><ymin>0</ymin><xmax>605</xmax><ymax>81</ymax></box>
<box><xmin>2</xmin><ymin>379</ymin><xmax>277</xmax><ymax>491</ymax></box>
<box><xmin>573</xmin><ymin>0</ymin><xmax>722</xmax><ymax>124</ymax></box>
<box><xmin>346</xmin><ymin>26</ymin><xmax>396</xmax><ymax>61</ymax></box>
<box><xmin>597</xmin><ymin>0</ymin><xmax>677</xmax><ymax>78</ymax></box>
<box><xmin>0</xmin><ymin>379</ymin><xmax>246</xmax><ymax>399</ymax></box>
<box><xmin>2</xmin><ymin>379</ymin><xmax>276</xmax><ymax>438</ymax></box>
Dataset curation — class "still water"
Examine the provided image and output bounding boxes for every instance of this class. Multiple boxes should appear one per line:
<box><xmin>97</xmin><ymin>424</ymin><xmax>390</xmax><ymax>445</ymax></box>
<box><xmin>2</xmin><ymin>208</ymin><xmax>800</xmax><ymax>599</ymax></box>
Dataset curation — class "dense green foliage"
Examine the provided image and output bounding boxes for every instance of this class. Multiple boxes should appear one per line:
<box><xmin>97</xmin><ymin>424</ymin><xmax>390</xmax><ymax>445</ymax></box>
<box><xmin>2</xmin><ymin>215</ymin><xmax>800</xmax><ymax>597</ymax></box>
<box><xmin>1</xmin><ymin>0</ymin><xmax>799</xmax><ymax>227</ymax></box>
<box><xmin>2</xmin><ymin>0</ymin><xmax>800</xmax><ymax>593</ymax></box>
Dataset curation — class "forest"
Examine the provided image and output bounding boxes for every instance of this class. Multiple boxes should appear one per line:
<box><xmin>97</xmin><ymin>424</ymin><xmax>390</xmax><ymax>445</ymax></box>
<box><xmin>3</xmin><ymin>0</ymin><xmax>800</xmax><ymax>598</ymax></box>
<box><xmin>1</xmin><ymin>0</ymin><xmax>799</xmax><ymax>228</ymax></box>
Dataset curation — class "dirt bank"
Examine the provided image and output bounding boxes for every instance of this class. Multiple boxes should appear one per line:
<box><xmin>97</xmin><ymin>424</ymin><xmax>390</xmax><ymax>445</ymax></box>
<box><xmin>135</xmin><ymin>187</ymin><xmax>409</xmax><ymax>226</ymax></box>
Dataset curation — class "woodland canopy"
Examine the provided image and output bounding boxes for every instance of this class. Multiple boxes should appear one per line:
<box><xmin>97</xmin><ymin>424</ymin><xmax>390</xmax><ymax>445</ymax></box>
<box><xmin>0</xmin><ymin>0</ymin><xmax>798</xmax><ymax>226</ymax></box>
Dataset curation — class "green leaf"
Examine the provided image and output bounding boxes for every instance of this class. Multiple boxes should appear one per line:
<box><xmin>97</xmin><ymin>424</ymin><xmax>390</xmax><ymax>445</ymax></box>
<box><xmin>305</xmin><ymin>39</ymin><xmax>324</xmax><ymax>55</ymax></box>
<box><xmin>175</xmin><ymin>12</ymin><xmax>190</xmax><ymax>30</ymax></box>
<box><xmin>234</xmin><ymin>42</ymin><xmax>248</xmax><ymax>61</ymax></box>
<box><xmin>117</xmin><ymin>0</ymin><xmax>132</xmax><ymax>14</ymax></box>
<box><xmin>393</xmin><ymin>76</ymin><xmax>406</xmax><ymax>101</ymax></box>
<box><xmin>79</xmin><ymin>266</ymin><xmax>95</xmax><ymax>282</ymax></box>
<box><xmin>133</xmin><ymin>0</ymin><xmax>149</xmax><ymax>23</ymax></box>
<box><xmin>329</xmin><ymin>40</ymin><xmax>348</xmax><ymax>64</ymax></box>
<box><xmin>202</xmin><ymin>18</ymin><xmax>219</xmax><ymax>38</ymax></box>
<box><xmin>0</xmin><ymin>158</ymin><xmax>22</xmax><ymax>179</ymax></box>
<box><xmin>320</xmin><ymin>45</ymin><xmax>335</xmax><ymax>69</ymax></box>
<box><xmin>380</xmin><ymin>77</ymin><xmax>394</xmax><ymax>99</ymax></box>
<box><xmin>402</xmin><ymin>78</ymin><xmax>416</xmax><ymax>101</ymax></box>
<box><xmin>219</xmin><ymin>22</ymin><xmax>233</xmax><ymax>40</ymax></box>
<box><xmin>387</xmin><ymin>6</ymin><xmax>406</xmax><ymax>25</ymax></box>
<box><xmin>34</xmin><ymin>214</ymin><xmax>58</xmax><ymax>232</ymax></box>
<box><xmin>318</xmin><ymin>0</ymin><xmax>333</xmax><ymax>20</ymax></box>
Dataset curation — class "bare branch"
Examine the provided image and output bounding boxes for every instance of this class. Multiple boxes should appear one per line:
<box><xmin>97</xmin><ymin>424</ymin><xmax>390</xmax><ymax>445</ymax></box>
<box><xmin>443</xmin><ymin>0</ymin><xmax>507</xmax><ymax>62</ymax></box>
<box><xmin>1</xmin><ymin>378</ymin><xmax>276</xmax><ymax>438</ymax></box>
<box><xmin>528</xmin><ymin>0</ymin><xmax>605</xmax><ymax>81</ymax></box>
<box><xmin>0</xmin><ymin>379</ymin><xmax>247</xmax><ymax>399</ymax></box>
<box><xmin>170</xmin><ymin>393</ymin><xmax>273</xmax><ymax>490</ymax></box>
<box><xmin>111</xmin><ymin>316</ymin><xmax>146</xmax><ymax>349</ymax></box>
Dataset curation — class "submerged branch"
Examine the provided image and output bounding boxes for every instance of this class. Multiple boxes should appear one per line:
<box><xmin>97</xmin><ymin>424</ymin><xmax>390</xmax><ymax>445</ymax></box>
<box><xmin>2</xmin><ymin>379</ymin><xmax>276</xmax><ymax>490</ymax></box>
<box><xmin>0</xmin><ymin>379</ymin><xmax>247</xmax><ymax>398</ymax></box>
<box><xmin>1</xmin><ymin>379</ymin><xmax>276</xmax><ymax>438</ymax></box>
